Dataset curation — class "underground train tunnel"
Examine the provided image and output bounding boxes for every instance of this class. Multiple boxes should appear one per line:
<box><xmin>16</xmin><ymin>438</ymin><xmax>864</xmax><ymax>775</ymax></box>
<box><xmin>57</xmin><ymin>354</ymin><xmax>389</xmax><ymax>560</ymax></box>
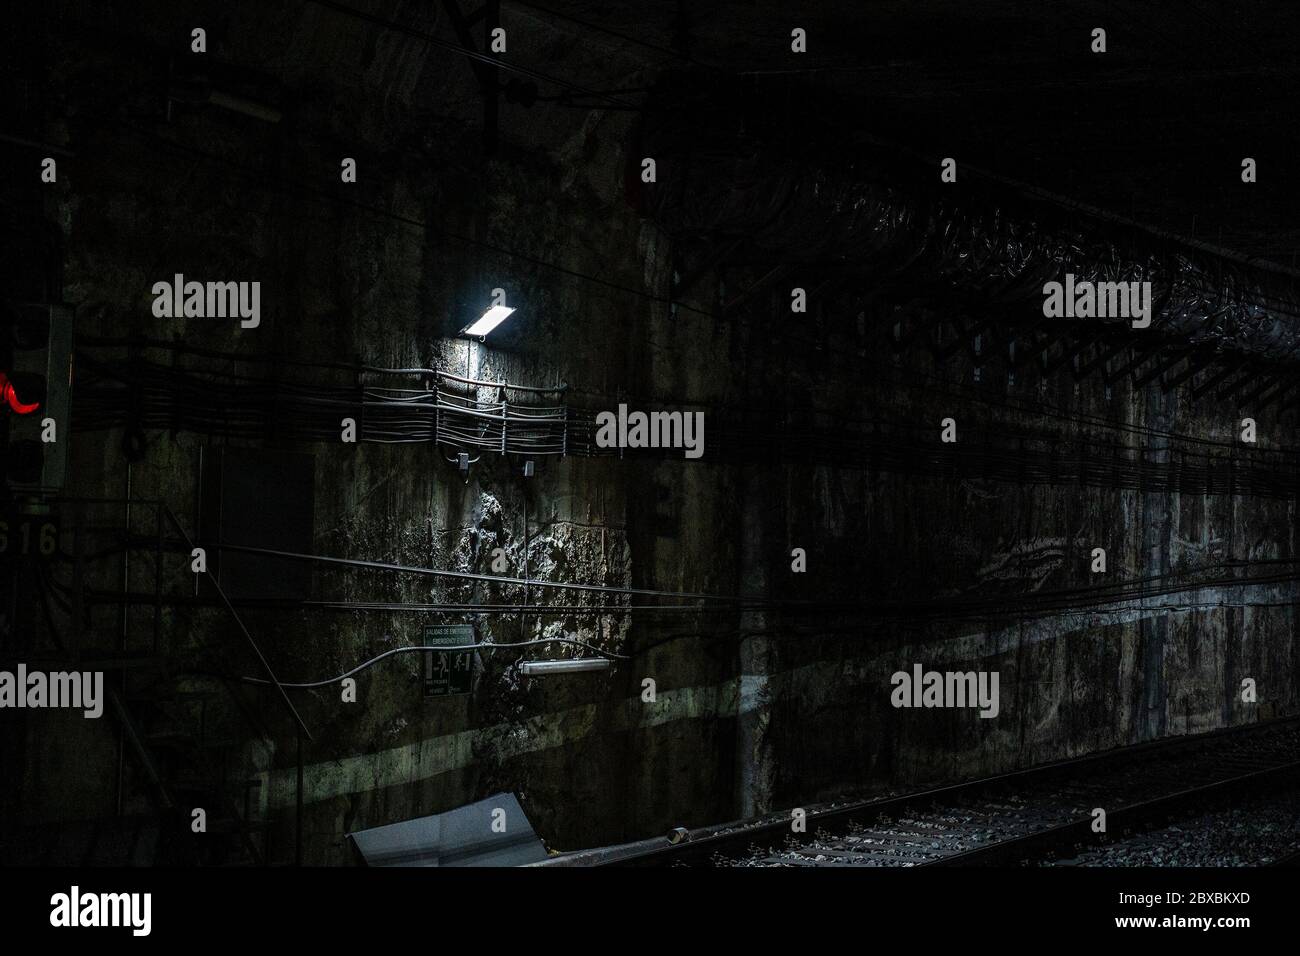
<box><xmin>1</xmin><ymin>0</ymin><xmax>1298</xmax><ymax>939</ymax></box>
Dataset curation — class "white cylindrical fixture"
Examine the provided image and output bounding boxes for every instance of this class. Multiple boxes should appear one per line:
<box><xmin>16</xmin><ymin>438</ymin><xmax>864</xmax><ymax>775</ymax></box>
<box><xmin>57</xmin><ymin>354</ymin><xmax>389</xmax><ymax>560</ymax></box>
<box><xmin>519</xmin><ymin>658</ymin><xmax>612</xmax><ymax>676</ymax></box>
<box><xmin>208</xmin><ymin>90</ymin><xmax>283</xmax><ymax>123</ymax></box>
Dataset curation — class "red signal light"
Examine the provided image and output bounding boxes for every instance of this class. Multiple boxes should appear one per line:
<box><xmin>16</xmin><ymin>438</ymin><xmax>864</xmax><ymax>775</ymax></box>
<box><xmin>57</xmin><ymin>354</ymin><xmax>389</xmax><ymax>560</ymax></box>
<box><xmin>0</xmin><ymin>372</ymin><xmax>40</xmax><ymax>414</ymax></box>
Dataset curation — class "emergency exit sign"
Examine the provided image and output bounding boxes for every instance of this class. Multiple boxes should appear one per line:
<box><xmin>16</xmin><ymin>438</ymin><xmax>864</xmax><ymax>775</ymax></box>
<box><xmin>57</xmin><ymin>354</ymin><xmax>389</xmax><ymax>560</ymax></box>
<box><xmin>424</xmin><ymin>624</ymin><xmax>474</xmax><ymax>698</ymax></box>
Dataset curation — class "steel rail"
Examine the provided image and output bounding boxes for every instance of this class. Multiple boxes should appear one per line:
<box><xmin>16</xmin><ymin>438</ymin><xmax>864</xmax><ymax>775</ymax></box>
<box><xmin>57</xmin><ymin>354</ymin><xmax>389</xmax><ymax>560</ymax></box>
<box><xmin>587</xmin><ymin>715</ymin><xmax>1300</xmax><ymax>867</ymax></box>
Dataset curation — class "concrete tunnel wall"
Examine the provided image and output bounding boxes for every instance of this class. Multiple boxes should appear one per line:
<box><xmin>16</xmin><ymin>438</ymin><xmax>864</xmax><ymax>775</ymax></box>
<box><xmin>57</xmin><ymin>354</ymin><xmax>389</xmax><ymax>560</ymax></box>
<box><xmin>11</xmin><ymin>6</ymin><xmax>1299</xmax><ymax>865</ymax></box>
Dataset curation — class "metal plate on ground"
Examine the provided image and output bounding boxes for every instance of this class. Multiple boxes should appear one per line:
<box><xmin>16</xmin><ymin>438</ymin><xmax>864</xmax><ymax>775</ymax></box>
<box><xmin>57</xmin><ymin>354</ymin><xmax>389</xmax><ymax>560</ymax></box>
<box><xmin>346</xmin><ymin>793</ymin><xmax>548</xmax><ymax>867</ymax></box>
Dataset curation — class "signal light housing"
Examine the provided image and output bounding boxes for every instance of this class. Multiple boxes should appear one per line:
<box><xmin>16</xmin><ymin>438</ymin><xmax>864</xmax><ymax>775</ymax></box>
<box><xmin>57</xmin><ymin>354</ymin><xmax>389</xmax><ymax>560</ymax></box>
<box><xmin>1</xmin><ymin>371</ymin><xmax>43</xmax><ymax>415</ymax></box>
<box><xmin>1</xmin><ymin>303</ymin><xmax>73</xmax><ymax>494</ymax></box>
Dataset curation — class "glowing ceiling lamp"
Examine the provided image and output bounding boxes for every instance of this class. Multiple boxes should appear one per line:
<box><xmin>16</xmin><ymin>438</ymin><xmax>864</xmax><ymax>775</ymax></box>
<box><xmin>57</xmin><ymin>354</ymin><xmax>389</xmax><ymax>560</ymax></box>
<box><xmin>461</xmin><ymin>305</ymin><xmax>516</xmax><ymax>338</ymax></box>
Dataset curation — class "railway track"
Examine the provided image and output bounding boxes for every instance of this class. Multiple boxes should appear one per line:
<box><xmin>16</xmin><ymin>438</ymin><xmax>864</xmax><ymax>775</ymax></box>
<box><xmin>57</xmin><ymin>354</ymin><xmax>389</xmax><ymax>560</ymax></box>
<box><xmin>1046</xmin><ymin>787</ymin><xmax>1300</xmax><ymax>867</ymax></box>
<box><xmin>591</xmin><ymin>716</ymin><xmax>1300</xmax><ymax>867</ymax></box>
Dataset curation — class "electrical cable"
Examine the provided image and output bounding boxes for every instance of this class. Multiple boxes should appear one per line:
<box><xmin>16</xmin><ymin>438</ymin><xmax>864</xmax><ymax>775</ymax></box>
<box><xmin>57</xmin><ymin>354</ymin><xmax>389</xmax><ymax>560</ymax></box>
<box><xmin>238</xmin><ymin>635</ymin><xmax>628</xmax><ymax>689</ymax></box>
<box><xmin>77</xmin><ymin>95</ymin><xmax>1300</xmax><ymax>349</ymax></box>
<box><xmin>304</xmin><ymin>0</ymin><xmax>644</xmax><ymax>110</ymax></box>
<box><xmin>213</xmin><ymin>541</ymin><xmax>739</xmax><ymax>601</ymax></box>
<box><xmin>506</xmin><ymin>0</ymin><xmax>707</xmax><ymax>66</ymax></box>
<box><xmin>76</xmin><ymin>333</ymin><xmax>1300</xmax><ymax>459</ymax></box>
<box><xmin>66</xmin><ymin>529</ymin><xmax>1300</xmax><ymax>619</ymax></box>
<box><xmin>88</xmin><ymin>115</ymin><xmax>717</xmax><ymax>320</ymax></box>
<box><xmin>69</xmin><ymin>349</ymin><xmax>1300</xmax><ymax>499</ymax></box>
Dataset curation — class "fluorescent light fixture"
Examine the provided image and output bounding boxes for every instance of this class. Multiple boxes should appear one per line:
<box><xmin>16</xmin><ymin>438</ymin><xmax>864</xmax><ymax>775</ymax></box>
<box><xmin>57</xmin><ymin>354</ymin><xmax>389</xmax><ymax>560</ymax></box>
<box><xmin>519</xmin><ymin>658</ymin><xmax>612</xmax><ymax>676</ymax></box>
<box><xmin>461</xmin><ymin>305</ymin><xmax>516</xmax><ymax>337</ymax></box>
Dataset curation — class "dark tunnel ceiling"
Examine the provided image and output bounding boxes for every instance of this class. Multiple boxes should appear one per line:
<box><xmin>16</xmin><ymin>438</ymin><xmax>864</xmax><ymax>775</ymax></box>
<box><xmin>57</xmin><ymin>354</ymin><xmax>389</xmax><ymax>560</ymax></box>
<box><xmin>549</xmin><ymin>0</ymin><xmax>1300</xmax><ymax>268</ymax></box>
<box><xmin>53</xmin><ymin>0</ymin><xmax>1300</xmax><ymax>268</ymax></box>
